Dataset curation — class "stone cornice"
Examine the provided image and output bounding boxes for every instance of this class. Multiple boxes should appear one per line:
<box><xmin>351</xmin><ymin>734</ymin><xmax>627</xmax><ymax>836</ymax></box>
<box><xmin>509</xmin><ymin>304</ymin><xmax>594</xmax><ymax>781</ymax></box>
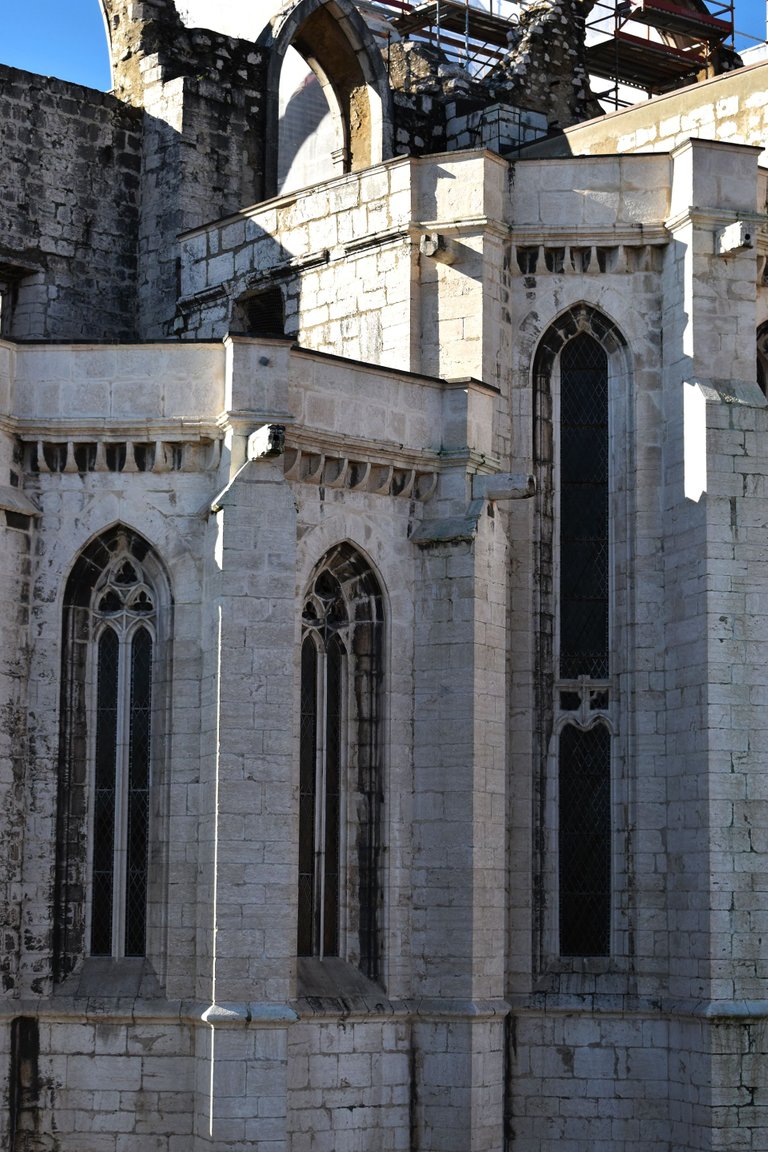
<box><xmin>284</xmin><ymin>434</ymin><xmax>439</xmax><ymax>502</ymax></box>
<box><xmin>285</xmin><ymin>427</ymin><xmax>441</xmax><ymax>472</ymax></box>
<box><xmin>665</xmin><ymin>206</ymin><xmax>768</xmax><ymax>233</ymax></box>
<box><xmin>510</xmin><ymin>224</ymin><xmax>669</xmax><ymax>247</ymax></box>
<box><xmin>15</xmin><ymin>418</ymin><xmax>221</xmax><ymax>441</ymax></box>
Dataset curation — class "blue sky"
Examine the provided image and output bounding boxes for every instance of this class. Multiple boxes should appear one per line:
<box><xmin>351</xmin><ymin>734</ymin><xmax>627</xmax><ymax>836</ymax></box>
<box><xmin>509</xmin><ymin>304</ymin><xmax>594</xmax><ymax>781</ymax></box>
<box><xmin>1</xmin><ymin>0</ymin><xmax>766</xmax><ymax>92</ymax></box>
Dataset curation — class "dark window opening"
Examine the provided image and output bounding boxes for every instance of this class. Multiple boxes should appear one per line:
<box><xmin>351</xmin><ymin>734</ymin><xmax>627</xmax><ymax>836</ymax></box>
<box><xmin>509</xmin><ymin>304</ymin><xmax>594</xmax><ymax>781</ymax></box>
<box><xmin>231</xmin><ymin>288</ymin><xmax>285</xmax><ymax>338</ymax></box>
<box><xmin>559</xmin><ymin>333</ymin><xmax>609</xmax><ymax>680</ymax></box>
<box><xmin>757</xmin><ymin>322</ymin><xmax>768</xmax><ymax>397</ymax></box>
<box><xmin>91</xmin><ymin>628</ymin><xmax>119</xmax><ymax>955</ymax></box>
<box><xmin>74</xmin><ymin>443</ymin><xmax>97</xmax><ymax>473</ymax></box>
<box><xmin>559</xmin><ymin>722</ymin><xmax>611</xmax><ymax>957</ymax></box>
<box><xmin>125</xmin><ymin>627</ymin><xmax>152</xmax><ymax>956</ymax></box>
<box><xmin>89</xmin><ymin>579</ymin><xmax>154</xmax><ymax>958</ymax></box>
<box><xmin>105</xmin><ymin>443</ymin><xmax>127</xmax><ymax>473</ymax></box>
<box><xmin>536</xmin><ymin>308</ymin><xmax>624</xmax><ymax>968</ymax></box>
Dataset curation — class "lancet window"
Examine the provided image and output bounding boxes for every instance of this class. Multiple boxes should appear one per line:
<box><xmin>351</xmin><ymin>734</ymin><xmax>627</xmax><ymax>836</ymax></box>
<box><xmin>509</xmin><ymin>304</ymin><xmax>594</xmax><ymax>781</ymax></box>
<box><xmin>556</xmin><ymin>331</ymin><xmax>612</xmax><ymax>958</ymax></box>
<box><xmin>55</xmin><ymin>528</ymin><xmax>170</xmax><ymax>979</ymax></box>
<box><xmin>298</xmin><ymin>544</ymin><xmax>383</xmax><ymax>981</ymax></box>
<box><xmin>89</xmin><ymin>559</ymin><xmax>154</xmax><ymax>957</ymax></box>
<box><xmin>535</xmin><ymin>308</ymin><xmax>628</xmax><ymax>963</ymax></box>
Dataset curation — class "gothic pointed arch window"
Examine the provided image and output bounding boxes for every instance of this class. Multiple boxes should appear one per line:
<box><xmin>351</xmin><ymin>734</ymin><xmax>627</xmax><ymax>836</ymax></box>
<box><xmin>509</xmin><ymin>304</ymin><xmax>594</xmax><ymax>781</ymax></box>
<box><xmin>54</xmin><ymin>528</ymin><xmax>171</xmax><ymax>980</ymax></box>
<box><xmin>557</xmin><ymin>331</ymin><xmax>611</xmax><ymax>956</ymax></box>
<box><xmin>534</xmin><ymin>307</ymin><xmax>629</xmax><ymax>962</ymax></box>
<box><xmin>298</xmin><ymin>543</ymin><xmax>384</xmax><ymax>982</ymax></box>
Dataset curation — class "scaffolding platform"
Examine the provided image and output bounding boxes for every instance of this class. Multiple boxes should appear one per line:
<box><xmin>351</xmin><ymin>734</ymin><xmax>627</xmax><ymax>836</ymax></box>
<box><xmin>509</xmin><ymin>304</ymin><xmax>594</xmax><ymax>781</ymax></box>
<box><xmin>586</xmin><ymin>0</ymin><xmax>735</xmax><ymax>98</ymax></box>
<box><xmin>588</xmin><ymin>30</ymin><xmax>710</xmax><ymax>90</ymax></box>
<box><xmin>390</xmin><ymin>0</ymin><xmax>514</xmax><ymax>47</ymax></box>
<box><xmin>369</xmin><ymin>0</ymin><xmax>518</xmax><ymax>73</ymax></box>
<box><xmin>624</xmin><ymin>0</ymin><xmax>731</xmax><ymax>42</ymax></box>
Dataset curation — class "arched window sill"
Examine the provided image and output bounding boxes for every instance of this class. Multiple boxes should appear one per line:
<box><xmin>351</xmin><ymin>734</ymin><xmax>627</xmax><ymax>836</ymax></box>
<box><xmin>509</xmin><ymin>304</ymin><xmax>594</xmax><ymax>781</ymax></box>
<box><xmin>52</xmin><ymin>956</ymin><xmax>163</xmax><ymax>1001</ymax></box>
<box><xmin>296</xmin><ymin>956</ymin><xmax>385</xmax><ymax>1006</ymax></box>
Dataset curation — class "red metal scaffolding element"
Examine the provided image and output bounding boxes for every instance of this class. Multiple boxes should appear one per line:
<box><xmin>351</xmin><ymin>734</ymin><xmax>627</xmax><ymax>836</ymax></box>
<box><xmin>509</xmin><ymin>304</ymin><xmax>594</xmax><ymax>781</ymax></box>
<box><xmin>586</xmin><ymin>0</ymin><xmax>736</xmax><ymax>103</ymax></box>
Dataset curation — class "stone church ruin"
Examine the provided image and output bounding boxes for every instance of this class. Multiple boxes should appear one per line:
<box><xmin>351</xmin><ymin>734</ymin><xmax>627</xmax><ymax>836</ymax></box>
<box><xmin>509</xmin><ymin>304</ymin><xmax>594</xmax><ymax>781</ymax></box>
<box><xmin>3</xmin><ymin>0</ymin><xmax>768</xmax><ymax>1148</ymax></box>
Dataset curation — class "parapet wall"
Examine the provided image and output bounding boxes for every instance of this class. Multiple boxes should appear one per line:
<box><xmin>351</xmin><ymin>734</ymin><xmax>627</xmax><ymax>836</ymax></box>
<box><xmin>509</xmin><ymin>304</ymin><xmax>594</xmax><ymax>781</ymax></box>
<box><xmin>524</xmin><ymin>58</ymin><xmax>768</xmax><ymax>167</ymax></box>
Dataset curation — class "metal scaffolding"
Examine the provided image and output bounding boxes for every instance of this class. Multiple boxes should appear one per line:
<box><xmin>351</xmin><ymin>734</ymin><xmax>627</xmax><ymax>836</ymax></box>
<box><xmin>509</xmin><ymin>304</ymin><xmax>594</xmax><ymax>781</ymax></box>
<box><xmin>586</xmin><ymin>0</ymin><xmax>736</xmax><ymax>105</ymax></box>
<box><xmin>366</xmin><ymin>0</ymin><xmax>520</xmax><ymax>75</ymax></box>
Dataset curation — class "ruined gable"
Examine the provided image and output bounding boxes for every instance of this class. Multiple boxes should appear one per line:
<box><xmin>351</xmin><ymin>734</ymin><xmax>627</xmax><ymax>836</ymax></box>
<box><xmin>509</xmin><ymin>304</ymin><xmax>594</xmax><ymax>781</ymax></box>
<box><xmin>486</xmin><ymin>0</ymin><xmax>603</xmax><ymax>127</ymax></box>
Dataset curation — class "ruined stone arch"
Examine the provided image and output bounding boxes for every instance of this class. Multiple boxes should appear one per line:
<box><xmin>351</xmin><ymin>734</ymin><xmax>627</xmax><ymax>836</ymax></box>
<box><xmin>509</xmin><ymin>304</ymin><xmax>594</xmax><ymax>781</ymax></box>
<box><xmin>96</xmin><ymin>0</ymin><xmax>116</xmax><ymax>88</ymax></box>
<box><xmin>259</xmin><ymin>0</ymin><xmax>394</xmax><ymax>199</ymax></box>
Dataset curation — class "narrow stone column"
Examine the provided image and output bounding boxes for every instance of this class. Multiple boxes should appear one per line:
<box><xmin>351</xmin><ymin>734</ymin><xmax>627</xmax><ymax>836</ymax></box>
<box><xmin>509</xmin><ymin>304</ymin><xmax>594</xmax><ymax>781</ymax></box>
<box><xmin>409</xmin><ymin>493</ymin><xmax>509</xmax><ymax>1151</ymax></box>
<box><xmin>193</xmin><ymin>428</ymin><xmax>297</xmax><ymax>1149</ymax></box>
<box><xmin>661</xmin><ymin>136</ymin><xmax>768</xmax><ymax>1147</ymax></box>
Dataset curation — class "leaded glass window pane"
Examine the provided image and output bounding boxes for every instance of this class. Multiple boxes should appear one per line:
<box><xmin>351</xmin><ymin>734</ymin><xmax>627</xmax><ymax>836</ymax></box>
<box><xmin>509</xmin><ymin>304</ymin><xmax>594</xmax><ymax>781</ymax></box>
<box><xmin>90</xmin><ymin>555</ymin><xmax>156</xmax><ymax>958</ymax></box>
<box><xmin>298</xmin><ymin>637</ymin><xmax>318</xmax><ymax>957</ymax></box>
<box><xmin>559</xmin><ymin>722</ymin><xmax>611</xmax><ymax>956</ymax></box>
<box><xmin>125</xmin><ymin>627</ymin><xmax>152</xmax><ymax>956</ymax></box>
<box><xmin>559</xmin><ymin>333</ymin><xmax>609</xmax><ymax>680</ymax></box>
<box><xmin>298</xmin><ymin>603</ymin><xmax>346</xmax><ymax>959</ymax></box>
<box><xmin>323</xmin><ymin>633</ymin><xmax>343</xmax><ymax>957</ymax></box>
<box><xmin>56</xmin><ymin>530</ymin><xmax>164</xmax><ymax>977</ymax></box>
<box><xmin>91</xmin><ymin>628</ymin><xmax>119</xmax><ymax>955</ymax></box>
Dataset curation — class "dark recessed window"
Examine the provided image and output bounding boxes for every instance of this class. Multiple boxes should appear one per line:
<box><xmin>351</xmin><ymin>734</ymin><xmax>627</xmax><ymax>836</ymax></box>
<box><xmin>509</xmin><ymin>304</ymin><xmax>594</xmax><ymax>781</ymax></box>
<box><xmin>558</xmin><ymin>722</ymin><xmax>611</xmax><ymax>957</ymax></box>
<box><xmin>559</xmin><ymin>333</ymin><xmax>609</xmax><ymax>681</ymax></box>
<box><xmin>557</xmin><ymin>331</ymin><xmax>612</xmax><ymax>958</ymax></box>
<box><xmin>231</xmin><ymin>288</ymin><xmax>285</xmax><ymax>337</ymax></box>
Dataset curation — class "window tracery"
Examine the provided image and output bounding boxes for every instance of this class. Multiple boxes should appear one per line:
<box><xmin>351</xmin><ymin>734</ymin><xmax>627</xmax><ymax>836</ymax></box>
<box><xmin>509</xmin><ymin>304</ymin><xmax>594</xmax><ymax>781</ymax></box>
<box><xmin>89</xmin><ymin>557</ymin><xmax>155</xmax><ymax>957</ymax></box>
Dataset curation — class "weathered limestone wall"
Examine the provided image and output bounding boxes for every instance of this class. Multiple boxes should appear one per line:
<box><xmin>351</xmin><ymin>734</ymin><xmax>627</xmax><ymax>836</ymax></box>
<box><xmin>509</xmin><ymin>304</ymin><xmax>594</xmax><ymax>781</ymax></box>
<box><xmin>503</xmin><ymin>155</ymin><xmax>672</xmax><ymax>1152</ymax></box>
<box><xmin>0</xmin><ymin>330</ymin><xmax>495</xmax><ymax>1150</ymax></box>
<box><xmin>0</xmin><ymin>341</ymin><xmax>32</xmax><ymax>1006</ymax></box>
<box><xmin>0</xmin><ymin>66</ymin><xmax>142</xmax><ymax>341</ymax></box>
<box><xmin>134</xmin><ymin>43</ymin><xmax>266</xmax><ymax>337</ymax></box>
<box><xmin>179</xmin><ymin>159</ymin><xmax>419</xmax><ymax>356</ymax></box>
<box><xmin>0</xmin><ymin>0</ymin><xmax>565</xmax><ymax>345</ymax></box>
<box><xmin>500</xmin><ymin>137</ymin><xmax>768</xmax><ymax>1151</ymax></box>
<box><xmin>5</xmin><ymin>25</ymin><xmax>768</xmax><ymax>1142</ymax></box>
<box><xmin>386</xmin><ymin>40</ymin><xmax>547</xmax><ymax>160</ymax></box>
<box><xmin>7</xmin><ymin>1015</ymin><xmax>196</xmax><ymax>1152</ymax></box>
<box><xmin>179</xmin><ymin>153</ymin><xmax>514</xmax><ymax>387</ymax></box>
<box><xmin>286</xmin><ymin>1017</ymin><xmax>411</xmax><ymax>1152</ymax></box>
<box><xmin>659</xmin><ymin>139</ymin><xmax>768</xmax><ymax>1152</ymax></box>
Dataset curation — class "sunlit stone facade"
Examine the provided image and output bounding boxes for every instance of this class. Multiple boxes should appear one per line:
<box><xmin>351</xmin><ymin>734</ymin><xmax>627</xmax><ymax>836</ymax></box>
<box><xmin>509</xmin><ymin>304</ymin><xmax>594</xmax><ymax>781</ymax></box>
<box><xmin>3</xmin><ymin>3</ymin><xmax>768</xmax><ymax>1149</ymax></box>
